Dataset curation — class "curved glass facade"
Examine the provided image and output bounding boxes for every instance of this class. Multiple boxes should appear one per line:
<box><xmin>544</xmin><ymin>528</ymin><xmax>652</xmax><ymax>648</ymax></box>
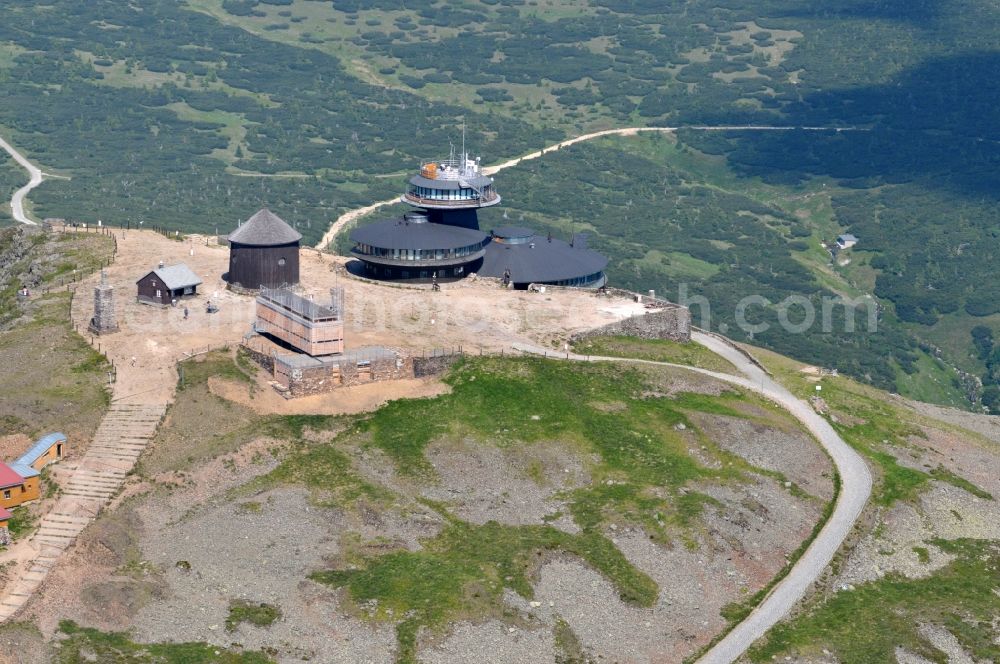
<box><xmin>353</xmin><ymin>241</ymin><xmax>484</xmax><ymax>261</ymax></box>
<box><xmin>549</xmin><ymin>271</ymin><xmax>606</xmax><ymax>288</ymax></box>
<box><xmin>406</xmin><ymin>184</ymin><xmax>497</xmax><ymax>203</ymax></box>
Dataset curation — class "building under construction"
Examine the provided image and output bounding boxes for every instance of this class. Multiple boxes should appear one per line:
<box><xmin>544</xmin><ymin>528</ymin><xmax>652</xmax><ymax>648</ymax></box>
<box><xmin>246</xmin><ymin>286</ymin><xmax>414</xmax><ymax>397</ymax></box>
<box><xmin>349</xmin><ymin>147</ymin><xmax>607</xmax><ymax>288</ymax></box>
<box><xmin>255</xmin><ymin>287</ymin><xmax>344</xmax><ymax>356</ymax></box>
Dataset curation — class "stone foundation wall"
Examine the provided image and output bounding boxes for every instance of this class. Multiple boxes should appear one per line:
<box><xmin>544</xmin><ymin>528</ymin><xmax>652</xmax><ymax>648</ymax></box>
<box><xmin>239</xmin><ymin>342</ymin><xmax>465</xmax><ymax>398</ymax></box>
<box><xmin>282</xmin><ymin>355</ymin><xmax>414</xmax><ymax>398</ymax></box>
<box><xmin>239</xmin><ymin>345</ymin><xmax>274</xmax><ymax>373</ymax></box>
<box><xmin>573</xmin><ymin>305</ymin><xmax>692</xmax><ymax>343</ymax></box>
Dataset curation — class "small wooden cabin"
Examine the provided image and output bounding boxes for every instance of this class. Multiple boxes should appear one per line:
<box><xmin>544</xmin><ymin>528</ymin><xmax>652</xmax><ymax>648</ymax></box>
<box><xmin>137</xmin><ymin>263</ymin><xmax>203</xmax><ymax>306</ymax></box>
<box><xmin>16</xmin><ymin>433</ymin><xmax>65</xmax><ymax>473</ymax></box>
<box><xmin>0</xmin><ymin>462</ymin><xmax>38</xmax><ymax>510</ymax></box>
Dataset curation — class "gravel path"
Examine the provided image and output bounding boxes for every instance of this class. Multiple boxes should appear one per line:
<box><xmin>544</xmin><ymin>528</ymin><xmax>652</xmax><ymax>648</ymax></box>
<box><xmin>512</xmin><ymin>332</ymin><xmax>873</xmax><ymax>664</ymax></box>
<box><xmin>0</xmin><ymin>134</ymin><xmax>44</xmax><ymax>225</ymax></box>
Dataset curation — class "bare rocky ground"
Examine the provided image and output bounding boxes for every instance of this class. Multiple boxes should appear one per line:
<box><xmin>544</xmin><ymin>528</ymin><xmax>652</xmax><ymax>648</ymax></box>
<box><xmin>506</xmin><ymin>472</ymin><xmax>822</xmax><ymax>663</ymax></box>
<box><xmin>11</xmin><ymin>364</ymin><xmax>838</xmax><ymax>663</ymax></box>
<box><xmin>837</xmin><ymin>410</ymin><xmax>1000</xmax><ymax>589</ymax></box>
<box><xmin>689</xmin><ymin>410</ymin><xmax>834</xmax><ymax>502</ymax></box>
<box><xmin>419</xmin><ymin>438</ymin><xmax>591</xmax><ymax>532</ymax></box>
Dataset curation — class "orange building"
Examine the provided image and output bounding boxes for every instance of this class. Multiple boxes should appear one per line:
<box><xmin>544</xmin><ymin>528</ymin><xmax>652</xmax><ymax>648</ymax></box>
<box><xmin>0</xmin><ymin>462</ymin><xmax>38</xmax><ymax>510</ymax></box>
<box><xmin>0</xmin><ymin>433</ymin><xmax>63</xmax><ymax>512</ymax></box>
<box><xmin>16</xmin><ymin>433</ymin><xmax>65</xmax><ymax>473</ymax></box>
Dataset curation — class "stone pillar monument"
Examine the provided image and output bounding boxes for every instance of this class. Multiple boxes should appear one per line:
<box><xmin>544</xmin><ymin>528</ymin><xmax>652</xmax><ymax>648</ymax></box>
<box><xmin>89</xmin><ymin>270</ymin><xmax>119</xmax><ymax>334</ymax></box>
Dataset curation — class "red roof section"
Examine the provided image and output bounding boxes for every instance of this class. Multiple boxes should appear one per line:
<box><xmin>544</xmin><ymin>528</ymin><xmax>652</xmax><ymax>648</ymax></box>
<box><xmin>0</xmin><ymin>507</ymin><xmax>11</xmax><ymax>520</ymax></box>
<box><xmin>0</xmin><ymin>462</ymin><xmax>24</xmax><ymax>489</ymax></box>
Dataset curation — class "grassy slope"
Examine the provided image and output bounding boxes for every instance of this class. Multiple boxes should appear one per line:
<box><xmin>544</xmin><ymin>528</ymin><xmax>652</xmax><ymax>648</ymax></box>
<box><xmin>748</xmin><ymin>539</ymin><xmax>1000</xmax><ymax>663</ymax></box>
<box><xmin>594</xmin><ymin>135</ymin><xmax>970</xmax><ymax>408</ymax></box>
<box><xmin>145</xmin><ymin>341</ymin><xmax>842</xmax><ymax>664</ymax></box>
<box><xmin>0</xmin><ymin>229</ymin><xmax>114</xmax><ymax>545</ymax></box>
<box><xmin>250</xmin><ymin>355</ymin><xmax>821</xmax><ymax>662</ymax></box>
<box><xmin>0</xmin><ymin>150</ymin><xmax>23</xmax><ymax>225</ymax></box>
<box><xmin>749</xmin><ymin>344</ymin><xmax>992</xmax><ymax>506</ymax></box>
<box><xmin>572</xmin><ymin>335</ymin><xmax>737</xmax><ymax>374</ymax></box>
<box><xmin>54</xmin><ymin>620</ymin><xmax>273</xmax><ymax>664</ymax></box>
<box><xmin>185</xmin><ymin>0</ymin><xmax>614</xmax><ymax>134</ymax></box>
<box><xmin>0</xmin><ymin>230</ymin><xmax>115</xmax><ymax>440</ymax></box>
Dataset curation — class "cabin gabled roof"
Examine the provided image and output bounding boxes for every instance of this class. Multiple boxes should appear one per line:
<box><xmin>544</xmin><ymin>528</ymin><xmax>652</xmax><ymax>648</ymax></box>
<box><xmin>15</xmin><ymin>433</ymin><xmax>65</xmax><ymax>469</ymax></box>
<box><xmin>0</xmin><ymin>462</ymin><xmax>25</xmax><ymax>489</ymax></box>
<box><xmin>137</xmin><ymin>263</ymin><xmax>203</xmax><ymax>291</ymax></box>
<box><xmin>229</xmin><ymin>208</ymin><xmax>302</xmax><ymax>246</ymax></box>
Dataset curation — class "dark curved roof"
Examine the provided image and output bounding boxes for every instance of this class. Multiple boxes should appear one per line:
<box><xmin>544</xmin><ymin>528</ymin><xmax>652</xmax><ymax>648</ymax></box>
<box><xmin>478</xmin><ymin>235</ymin><xmax>608</xmax><ymax>284</ymax></box>
<box><xmin>409</xmin><ymin>174</ymin><xmax>494</xmax><ymax>190</ymax></box>
<box><xmin>229</xmin><ymin>208</ymin><xmax>302</xmax><ymax>246</ymax></box>
<box><xmin>351</xmin><ymin>218</ymin><xmax>488</xmax><ymax>250</ymax></box>
<box><xmin>492</xmin><ymin>226</ymin><xmax>535</xmax><ymax>239</ymax></box>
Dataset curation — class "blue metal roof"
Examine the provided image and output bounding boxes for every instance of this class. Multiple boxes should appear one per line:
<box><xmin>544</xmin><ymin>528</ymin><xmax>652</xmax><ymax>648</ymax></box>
<box><xmin>9</xmin><ymin>462</ymin><xmax>38</xmax><ymax>479</ymax></box>
<box><xmin>15</xmin><ymin>433</ymin><xmax>65</xmax><ymax>471</ymax></box>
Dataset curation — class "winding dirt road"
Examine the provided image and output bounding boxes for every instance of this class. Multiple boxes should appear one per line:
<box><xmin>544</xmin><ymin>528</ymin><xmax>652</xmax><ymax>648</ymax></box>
<box><xmin>315</xmin><ymin>124</ymin><xmax>862</xmax><ymax>250</ymax></box>
<box><xmin>513</xmin><ymin>331</ymin><xmax>872</xmax><ymax>664</ymax></box>
<box><xmin>0</xmin><ymin>134</ymin><xmax>44</xmax><ymax>225</ymax></box>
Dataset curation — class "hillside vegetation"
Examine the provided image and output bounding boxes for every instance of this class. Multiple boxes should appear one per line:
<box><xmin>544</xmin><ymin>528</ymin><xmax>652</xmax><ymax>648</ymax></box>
<box><xmin>0</xmin><ymin>0</ymin><xmax>996</xmax><ymax>405</ymax></box>
<box><xmin>0</xmin><ymin>227</ymin><xmax>114</xmax><ymax>441</ymax></box>
<box><xmin>12</xmin><ymin>347</ymin><xmax>833</xmax><ymax>663</ymax></box>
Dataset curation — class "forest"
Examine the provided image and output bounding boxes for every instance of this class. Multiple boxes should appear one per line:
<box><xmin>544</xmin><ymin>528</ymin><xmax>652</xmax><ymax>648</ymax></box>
<box><xmin>0</xmin><ymin>0</ymin><xmax>997</xmax><ymax>405</ymax></box>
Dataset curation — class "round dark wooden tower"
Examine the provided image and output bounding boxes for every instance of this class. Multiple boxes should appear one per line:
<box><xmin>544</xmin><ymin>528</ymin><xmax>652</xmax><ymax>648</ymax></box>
<box><xmin>226</xmin><ymin>208</ymin><xmax>301</xmax><ymax>290</ymax></box>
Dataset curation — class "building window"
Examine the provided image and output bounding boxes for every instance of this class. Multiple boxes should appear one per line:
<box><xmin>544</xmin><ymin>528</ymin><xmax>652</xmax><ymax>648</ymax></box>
<box><xmin>2</xmin><ymin>489</ymin><xmax>9</xmax><ymax>500</ymax></box>
<box><xmin>156</xmin><ymin>289</ymin><xmax>161</xmax><ymax>298</ymax></box>
<box><xmin>278</xmin><ymin>258</ymin><xmax>286</xmax><ymax>266</ymax></box>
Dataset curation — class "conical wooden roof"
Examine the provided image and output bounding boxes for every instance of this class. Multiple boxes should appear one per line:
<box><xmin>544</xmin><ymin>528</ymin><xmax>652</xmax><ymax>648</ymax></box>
<box><xmin>229</xmin><ymin>208</ymin><xmax>302</xmax><ymax>246</ymax></box>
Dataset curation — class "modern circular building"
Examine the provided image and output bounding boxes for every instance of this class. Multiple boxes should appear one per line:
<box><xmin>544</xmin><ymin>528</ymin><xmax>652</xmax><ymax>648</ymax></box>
<box><xmin>349</xmin><ymin>153</ymin><xmax>495</xmax><ymax>282</ymax></box>
<box><xmin>226</xmin><ymin>208</ymin><xmax>302</xmax><ymax>290</ymax></box>
<box><xmin>351</xmin><ymin>211</ymin><xmax>488</xmax><ymax>281</ymax></box>
<box><xmin>349</xmin><ymin>149</ymin><xmax>607</xmax><ymax>288</ymax></box>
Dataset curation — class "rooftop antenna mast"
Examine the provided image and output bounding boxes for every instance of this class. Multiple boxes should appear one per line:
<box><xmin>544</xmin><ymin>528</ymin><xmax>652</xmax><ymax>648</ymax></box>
<box><xmin>461</xmin><ymin>121</ymin><xmax>466</xmax><ymax>171</ymax></box>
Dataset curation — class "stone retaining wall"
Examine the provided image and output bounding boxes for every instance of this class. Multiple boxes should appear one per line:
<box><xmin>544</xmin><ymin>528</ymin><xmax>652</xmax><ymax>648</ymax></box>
<box><xmin>572</xmin><ymin>306</ymin><xmax>692</xmax><ymax>343</ymax></box>
<box><xmin>240</xmin><ymin>343</ymin><xmax>464</xmax><ymax>398</ymax></box>
<box><xmin>239</xmin><ymin>344</ymin><xmax>274</xmax><ymax>373</ymax></box>
<box><xmin>281</xmin><ymin>355</ymin><xmax>414</xmax><ymax>398</ymax></box>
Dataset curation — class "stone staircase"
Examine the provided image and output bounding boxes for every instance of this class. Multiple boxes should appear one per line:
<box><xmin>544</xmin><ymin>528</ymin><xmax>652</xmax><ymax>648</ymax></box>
<box><xmin>0</xmin><ymin>402</ymin><xmax>166</xmax><ymax>622</ymax></box>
